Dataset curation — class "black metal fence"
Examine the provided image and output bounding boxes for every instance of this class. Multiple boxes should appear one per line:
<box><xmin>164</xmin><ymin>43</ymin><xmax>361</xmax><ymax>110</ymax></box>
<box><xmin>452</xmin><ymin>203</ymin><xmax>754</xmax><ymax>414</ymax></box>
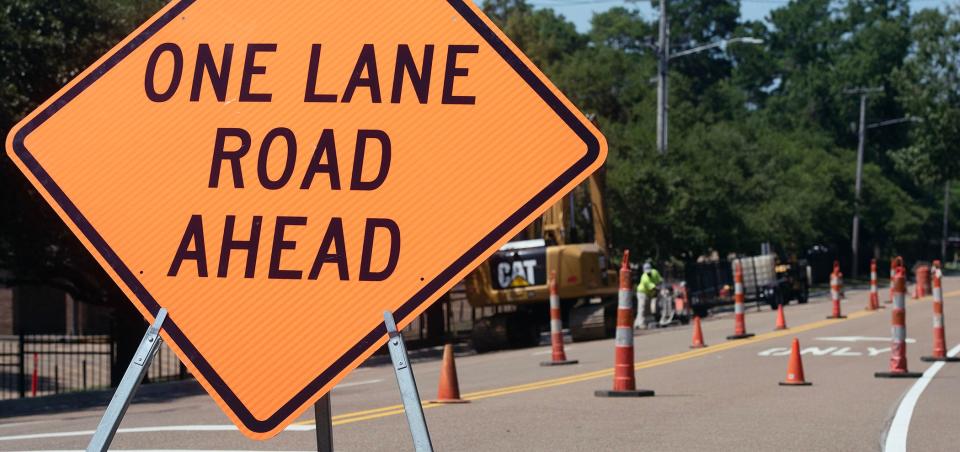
<box><xmin>0</xmin><ymin>333</ymin><xmax>189</xmax><ymax>400</ymax></box>
<box><xmin>147</xmin><ymin>339</ymin><xmax>189</xmax><ymax>383</ymax></box>
<box><xmin>397</xmin><ymin>282</ymin><xmax>513</xmax><ymax>346</ymax></box>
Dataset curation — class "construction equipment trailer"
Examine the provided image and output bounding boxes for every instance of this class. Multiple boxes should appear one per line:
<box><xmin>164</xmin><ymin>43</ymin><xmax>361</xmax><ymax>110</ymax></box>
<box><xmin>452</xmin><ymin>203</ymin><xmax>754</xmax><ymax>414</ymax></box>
<box><xmin>684</xmin><ymin>254</ymin><xmax>810</xmax><ymax>318</ymax></box>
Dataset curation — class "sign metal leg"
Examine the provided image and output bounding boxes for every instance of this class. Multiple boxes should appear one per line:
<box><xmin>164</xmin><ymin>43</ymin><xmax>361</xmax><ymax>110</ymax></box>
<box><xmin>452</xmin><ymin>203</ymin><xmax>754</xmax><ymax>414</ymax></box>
<box><xmin>88</xmin><ymin>308</ymin><xmax>167</xmax><ymax>452</ymax></box>
<box><xmin>314</xmin><ymin>392</ymin><xmax>333</xmax><ymax>452</ymax></box>
<box><xmin>383</xmin><ymin>311</ymin><xmax>433</xmax><ymax>452</ymax></box>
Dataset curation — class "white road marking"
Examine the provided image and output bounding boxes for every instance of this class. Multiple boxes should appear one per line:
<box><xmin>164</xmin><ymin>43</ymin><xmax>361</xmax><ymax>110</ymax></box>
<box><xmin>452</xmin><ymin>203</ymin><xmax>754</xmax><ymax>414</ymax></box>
<box><xmin>831</xmin><ymin>347</ymin><xmax>862</xmax><ymax>356</ymax></box>
<box><xmin>531</xmin><ymin>347</ymin><xmax>574</xmax><ymax>356</ymax></box>
<box><xmin>757</xmin><ymin>347</ymin><xmax>790</xmax><ymax>356</ymax></box>
<box><xmin>333</xmin><ymin>379</ymin><xmax>382</xmax><ymax>389</ymax></box>
<box><xmin>0</xmin><ymin>424</ymin><xmax>315</xmax><ymax>442</ymax></box>
<box><xmin>816</xmin><ymin>336</ymin><xmax>916</xmax><ymax>343</ymax></box>
<box><xmin>758</xmin><ymin>346</ymin><xmax>892</xmax><ymax>357</ymax></box>
<box><xmin>800</xmin><ymin>347</ymin><xmax>837</xmax><ymax>356</ymax></box>
<box><xmin>883</xmin><ymin>342</ymin><xmax>960</xmax><ymax>452</ymax></box>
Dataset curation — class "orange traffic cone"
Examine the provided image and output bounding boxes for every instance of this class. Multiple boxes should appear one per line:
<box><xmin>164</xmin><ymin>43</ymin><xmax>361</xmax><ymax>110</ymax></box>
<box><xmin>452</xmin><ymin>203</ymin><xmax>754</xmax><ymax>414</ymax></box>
<box><xmin>775</xmin><ymin>304</ymin><xmax>788</xmax><ymax>330</ymax></box>
<box><xmin>779</xmin><ymin>338</ymin><xmax>811</xmax><ymax>386</ymax></box>
<box><xmin>432</xmin><ymin>344</ymin><xmax>469</xmax><ymax>403</ymax></box>
<box><xmin>691</xmin><ymin>316</ymin><xmax>707</xmax><ymax>348</ymax></box>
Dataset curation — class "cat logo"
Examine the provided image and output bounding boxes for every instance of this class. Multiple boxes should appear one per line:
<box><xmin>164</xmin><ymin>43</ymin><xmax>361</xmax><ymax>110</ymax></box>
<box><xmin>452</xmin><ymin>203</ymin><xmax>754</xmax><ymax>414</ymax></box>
<box><xmin>498</xmin><ymin>260</ymin><xmax>538</xmax><ymax>288</ymax></box>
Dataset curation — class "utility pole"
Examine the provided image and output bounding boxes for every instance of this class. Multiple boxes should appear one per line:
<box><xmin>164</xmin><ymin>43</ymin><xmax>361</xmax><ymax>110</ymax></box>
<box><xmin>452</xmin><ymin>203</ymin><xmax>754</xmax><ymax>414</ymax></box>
<box><xmin>944</xmin><ymin>180</ymin><xmax>951</xmax><ymax>262</ymax></box>
<box><xmin>846</xmin><ymin>87</ymin><xmax>882</xmax><ymax>279</ymax></box>
<box><xmin>656</xmin><ymin>0</ymin><xmax>669</xmax><ymax>155</ymax></box>
<box><xmin>651</xmin><ymin>1</ymin><xmax>760</xmax><ymax>156</ymax></box>
<box><xmin>852</xmin><ymin>92</ymin><xmax>867</xmax><ymax>279</ymax></box>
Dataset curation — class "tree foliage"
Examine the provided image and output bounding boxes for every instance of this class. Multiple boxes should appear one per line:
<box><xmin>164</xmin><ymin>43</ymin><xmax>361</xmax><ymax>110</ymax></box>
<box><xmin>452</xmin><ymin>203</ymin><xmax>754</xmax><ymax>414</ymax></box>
<box><xmin>892</xmin><ymin>6</ymin><xmax>960</xmax><ymax>185</ymax></box>
<box><xmin>1</xmin><ymin>0</ymin><xmax>165</xmax><ymax>303</ymax></box>
<box><xmin>484</xmin><ymin>0</ymin><xmax>955</xmax><ymax>265</ymax></box>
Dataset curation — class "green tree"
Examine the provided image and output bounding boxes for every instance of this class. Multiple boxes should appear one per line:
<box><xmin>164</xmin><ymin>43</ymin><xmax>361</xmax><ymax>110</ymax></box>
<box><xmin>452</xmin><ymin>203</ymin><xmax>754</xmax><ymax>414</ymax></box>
<box><xmin>1</xmin><ymin>0</ymin><xmax>164</xmax><ymax>303</ymax></box>
<box><xmin>892</xmin><ymin>7</ymin><xmax>960</xmax><ymax>186</ymax></box>
<box><xmin>482</xmin><ymin>0</ymin><xmax>586</xmax><ymax>70</ymax></box>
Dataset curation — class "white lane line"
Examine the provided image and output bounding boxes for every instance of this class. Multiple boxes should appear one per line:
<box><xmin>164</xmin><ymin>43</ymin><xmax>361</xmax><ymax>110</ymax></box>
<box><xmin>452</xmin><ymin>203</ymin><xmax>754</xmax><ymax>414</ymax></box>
<box><xmin>333</xmin><ymin>379</ymin><xmax>382</xmax><ymax>389</ymax></box>
<box><xmin>0</xmin><ymin>424</ymin><xmax>315</xmax><ymax>442</ymax></box>
<box><xmin>883</xmin><ymin>342</ymin><xmax>960</xmax><ymax>452</ymax></box>
<box><xmin>531</xmin><ymin>347</ymin><xmax>574</xmax><ymax>356</ymax></box>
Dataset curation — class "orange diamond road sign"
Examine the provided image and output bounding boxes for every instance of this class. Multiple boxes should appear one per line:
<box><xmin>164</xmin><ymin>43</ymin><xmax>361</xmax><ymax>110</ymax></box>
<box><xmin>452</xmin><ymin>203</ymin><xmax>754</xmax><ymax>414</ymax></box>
<box><xmin>5</xmin><ymin>0</ymin><xmax>606</xmax><ymax>438</ymax></box>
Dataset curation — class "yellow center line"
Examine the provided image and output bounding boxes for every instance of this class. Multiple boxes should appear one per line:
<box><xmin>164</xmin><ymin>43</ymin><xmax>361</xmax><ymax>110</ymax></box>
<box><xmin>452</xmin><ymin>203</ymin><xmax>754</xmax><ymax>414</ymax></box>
<box><xmin>294</xmin><ymin>288</ymin><xmax>958</xmax><ymax>427</ymax></box>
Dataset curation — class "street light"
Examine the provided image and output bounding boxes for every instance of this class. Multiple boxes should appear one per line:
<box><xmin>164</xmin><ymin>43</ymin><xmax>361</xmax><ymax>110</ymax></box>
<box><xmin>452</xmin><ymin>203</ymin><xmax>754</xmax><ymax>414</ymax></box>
<box><xmin>845</xmin><ymin>87</ymin><xmax>922</xmax><ymax>278</ymax></box>
<box><xmin>846</xmin><ymin>86</ymin><xmax>882</xmax><ymax>279</ymax></box>
<box><xmin>655</xmin><ymin>0</ymin><xmax>763</xmax><ymax>155</ymax></box>
<box><xmin>668</xmin><ymin>37</ymin><xmax>765</xmax><ymax>59</ymax></box>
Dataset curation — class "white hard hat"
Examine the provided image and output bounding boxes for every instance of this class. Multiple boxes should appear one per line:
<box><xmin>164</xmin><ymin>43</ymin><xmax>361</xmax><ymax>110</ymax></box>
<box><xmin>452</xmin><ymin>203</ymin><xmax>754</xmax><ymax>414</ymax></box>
<box><xmin>643</xmin><ymin>262</ymin><xmax>653</xmax><ymax>273</ymax></box>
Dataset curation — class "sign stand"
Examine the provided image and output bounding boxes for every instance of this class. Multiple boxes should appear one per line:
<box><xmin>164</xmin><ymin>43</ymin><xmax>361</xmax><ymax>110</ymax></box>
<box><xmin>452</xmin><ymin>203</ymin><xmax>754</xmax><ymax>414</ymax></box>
<box><xmin>315</xmin><ymin>312</ymin><xmax>432</xmax><ymax>452</ymax></box>
<box><xmin>384</xmin><ymin>311</ymin><xmax>434</xmax><ymax>452</ymax></box>
<box><xmin>88</xmin><ymin>308</ymin><xmax>168</xmax><ymax>451</ymax></box>
<box><xmin>314</xmin><ymin>393</ymin><xmax>333</xmax><ymax>451</ymax></box>
<box><xmin>86</xmin><ymin>308</ymin><xmax>431</xmax><ymax>451</ymax></box>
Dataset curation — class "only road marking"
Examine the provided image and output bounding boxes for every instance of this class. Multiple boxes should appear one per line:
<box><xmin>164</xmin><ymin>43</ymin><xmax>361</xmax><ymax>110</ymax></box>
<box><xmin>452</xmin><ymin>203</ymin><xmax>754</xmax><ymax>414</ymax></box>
<box><xmin>758</xmin><ymin>346</ymin><xmax>893</xmax><ymax>357</ymax></box>
<box><xmin>816</xmin><ymin>336</ymin><xmax>916</xmax><ymax>343</ymax></box>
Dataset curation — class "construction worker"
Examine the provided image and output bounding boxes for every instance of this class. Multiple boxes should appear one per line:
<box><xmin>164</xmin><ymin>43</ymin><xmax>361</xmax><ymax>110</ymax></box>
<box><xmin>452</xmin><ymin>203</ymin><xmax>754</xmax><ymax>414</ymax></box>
<box><xmin>635</xmin><ymin>261</ymin><xmax>663</xmax><ymax>329</ymax></box>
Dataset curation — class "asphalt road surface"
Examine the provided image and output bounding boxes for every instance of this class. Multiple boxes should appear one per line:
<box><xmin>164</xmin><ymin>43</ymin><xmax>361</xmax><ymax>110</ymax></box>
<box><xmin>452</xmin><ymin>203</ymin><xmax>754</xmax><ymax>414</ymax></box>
<box><xmin>2</xmin><ymin>277</ymin><xmax>959</xmax><ymax>451</ymax></box>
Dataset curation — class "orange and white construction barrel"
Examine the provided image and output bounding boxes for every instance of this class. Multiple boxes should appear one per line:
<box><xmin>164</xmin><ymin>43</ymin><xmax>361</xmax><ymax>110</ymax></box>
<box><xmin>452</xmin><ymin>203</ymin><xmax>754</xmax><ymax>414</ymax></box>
<box><xmin>922</xmin><ymin>267</ymin><xmax>960</xmax><ymax>362</ymax></box>
<box><xmin>876</xmin><ymin>267</ymin><xmax>923</xmax><ymax>378</ymax></box>
<box><xmin>827</xmin><ymin>264</ymin><xmax>846</xmax><ymax>319</ymax></box>
<box><xmin>596</xmin><ymin>251</ymin><xmax>654</xmax><ymax>397</ymax></box>
<box><xmin>541</xmin><ymin>270</ymin><xmax>578</xmax><ymax>366</ymax></box>
<box><xmin>867</xmin><ymin>259</ymin><xmax>880</xmax><ymax>310</ymax></box>
<box><xmin>726</xmin><ymin>261</ymin><xmax>754</xmax><ymax>340</ymax></box>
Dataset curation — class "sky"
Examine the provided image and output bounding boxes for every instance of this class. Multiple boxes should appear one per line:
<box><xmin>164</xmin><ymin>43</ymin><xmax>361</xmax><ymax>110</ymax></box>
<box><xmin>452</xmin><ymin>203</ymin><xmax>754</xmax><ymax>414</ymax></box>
<box><xmin>488</xmin><ymin>0</ymin><xmax>953</xmax><ymax>32</ymax></box>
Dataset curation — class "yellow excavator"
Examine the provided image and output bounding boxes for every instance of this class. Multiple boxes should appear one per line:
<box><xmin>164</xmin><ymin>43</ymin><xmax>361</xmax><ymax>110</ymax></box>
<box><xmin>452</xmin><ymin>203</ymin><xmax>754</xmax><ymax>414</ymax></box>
<box><xmin>463</xmin><ymin>166</ymin><xmax>621</xmax><ymax>352</ymax></box>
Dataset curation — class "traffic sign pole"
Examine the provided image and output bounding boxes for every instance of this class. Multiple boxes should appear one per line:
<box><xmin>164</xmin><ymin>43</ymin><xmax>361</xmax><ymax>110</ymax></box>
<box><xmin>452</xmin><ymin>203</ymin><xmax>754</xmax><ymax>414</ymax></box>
<box><xmin>88</xmin><ymin>308</ymin><xmax>167</xmax><ymax>451</ymax></box>
<box><xmin>314</xmin><ymin>393</ymin><xmax>334</xmax><ymax>452</ymax></box>
<box><xmin>384</xmin><ymin>311</ymin><xmax>434</xmax><ymax>452</ymax></box>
